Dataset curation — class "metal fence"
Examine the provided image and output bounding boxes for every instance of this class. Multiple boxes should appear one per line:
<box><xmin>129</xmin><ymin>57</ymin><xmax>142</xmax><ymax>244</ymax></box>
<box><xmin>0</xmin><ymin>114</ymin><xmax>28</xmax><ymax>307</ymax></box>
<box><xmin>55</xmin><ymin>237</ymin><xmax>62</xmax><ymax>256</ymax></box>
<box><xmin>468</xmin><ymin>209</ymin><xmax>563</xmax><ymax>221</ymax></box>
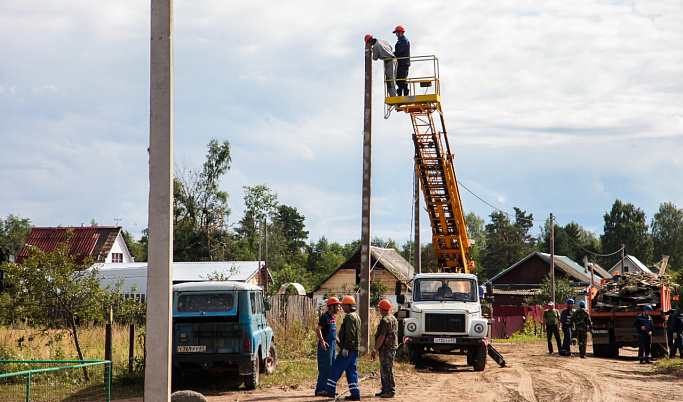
<box><xmin>0</xmin><ymin>360</ymin><xmax>111</xmax><ymax>402</ymax></box>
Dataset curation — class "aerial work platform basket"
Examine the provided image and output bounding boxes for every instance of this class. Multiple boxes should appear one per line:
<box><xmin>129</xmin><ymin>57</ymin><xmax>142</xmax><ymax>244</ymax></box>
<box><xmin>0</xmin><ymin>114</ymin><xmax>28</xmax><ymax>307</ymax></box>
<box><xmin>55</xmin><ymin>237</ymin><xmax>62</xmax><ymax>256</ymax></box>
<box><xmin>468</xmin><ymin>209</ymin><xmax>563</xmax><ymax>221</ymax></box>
<box><xmin>383</xmin><ymin>55</ymin><xmax>442</xmax><ymax>118</ymax></box>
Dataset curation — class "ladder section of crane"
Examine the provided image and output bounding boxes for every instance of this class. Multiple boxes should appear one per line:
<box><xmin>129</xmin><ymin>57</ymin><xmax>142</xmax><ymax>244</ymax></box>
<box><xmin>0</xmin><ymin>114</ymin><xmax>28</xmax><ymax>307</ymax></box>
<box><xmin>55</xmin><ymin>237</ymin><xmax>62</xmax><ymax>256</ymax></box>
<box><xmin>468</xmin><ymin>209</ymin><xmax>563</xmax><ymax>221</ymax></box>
<box><xmin>409</xmin><ymin>106</ymin><xmax>471</xmax><ymax>272</ymax></box>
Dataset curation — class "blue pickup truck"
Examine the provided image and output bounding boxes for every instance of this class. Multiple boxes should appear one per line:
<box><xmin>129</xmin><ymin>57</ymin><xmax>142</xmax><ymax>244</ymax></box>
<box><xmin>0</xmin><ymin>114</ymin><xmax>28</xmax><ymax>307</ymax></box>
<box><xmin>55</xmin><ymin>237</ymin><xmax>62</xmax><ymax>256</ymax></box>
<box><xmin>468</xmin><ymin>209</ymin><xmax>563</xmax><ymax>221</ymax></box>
<box><xmin>172</xmin><ymin>281</ymin><xmax>277</xmax><ymax>389</ymax></box>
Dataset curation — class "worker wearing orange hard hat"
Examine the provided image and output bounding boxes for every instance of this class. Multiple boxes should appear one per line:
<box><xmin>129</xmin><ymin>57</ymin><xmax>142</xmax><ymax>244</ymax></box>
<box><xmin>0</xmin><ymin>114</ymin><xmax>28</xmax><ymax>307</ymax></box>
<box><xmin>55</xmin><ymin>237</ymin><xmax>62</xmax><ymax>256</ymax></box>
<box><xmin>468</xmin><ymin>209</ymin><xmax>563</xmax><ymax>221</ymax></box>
<box><xmin>320</xmin><ymin>295</ymin><xmax>362</xmax><ymax>400</ymax></box>
<box><xmin>315</xmin><ymin>297</ymin><xmax>341</xmax><ymax>396</ymax></box>
<box><xmin>365</xmin><ymin>34</ymin><xmax>398</xmax><ymax>97</ymax></box>
<box><xmin>393</xmin><ymin>25</ymin><xmax>411</xmax><ymax>97</ymax></box>
<box><xmin>372</xmin><ymin>299</ymin><xmax>398</xmax><ymax>398</ymax></box>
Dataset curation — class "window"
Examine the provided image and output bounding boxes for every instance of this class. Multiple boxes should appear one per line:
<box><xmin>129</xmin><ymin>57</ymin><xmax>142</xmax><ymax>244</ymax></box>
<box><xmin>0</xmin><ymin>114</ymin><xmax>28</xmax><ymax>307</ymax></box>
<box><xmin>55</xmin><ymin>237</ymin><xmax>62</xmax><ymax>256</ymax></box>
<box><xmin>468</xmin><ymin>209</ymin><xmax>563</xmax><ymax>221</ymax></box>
<box><xmin>111</xmin><ymin>253</ymin><xmax>123</xmax><ymax>263</ymax></box>
<box><xmin>413</xmin><ymin>278</ymin><xmax>477</xmax><ymax>302</ymax></box>
<box><xmin>250</xmin><ymin>292</ymin><xmax>257</xmax><ymax>315</ymax></box>
<box><xmin>177</xmin><ymin>293</ymin><xmax>235</xmax><ymax>313</ymax></box>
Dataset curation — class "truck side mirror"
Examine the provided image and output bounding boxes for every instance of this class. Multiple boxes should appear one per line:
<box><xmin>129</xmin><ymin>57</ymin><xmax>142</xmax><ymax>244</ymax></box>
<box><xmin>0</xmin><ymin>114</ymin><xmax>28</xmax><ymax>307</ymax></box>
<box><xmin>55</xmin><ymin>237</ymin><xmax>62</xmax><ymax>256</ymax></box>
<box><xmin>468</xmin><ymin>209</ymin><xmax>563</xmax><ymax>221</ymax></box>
<box><xmin>397</xmin><ymin>294</ymin><xmax>405</xmax><ymax>304</ymax></box>
<box><xmin>264</xmin><ymin>298</ymin><xmax>271</xmax><ymax>311</ymax></box>
<box><xmin>395</xmin><ymin>280</ymin><xmax>402</xmax><ymax>296</ymax></box>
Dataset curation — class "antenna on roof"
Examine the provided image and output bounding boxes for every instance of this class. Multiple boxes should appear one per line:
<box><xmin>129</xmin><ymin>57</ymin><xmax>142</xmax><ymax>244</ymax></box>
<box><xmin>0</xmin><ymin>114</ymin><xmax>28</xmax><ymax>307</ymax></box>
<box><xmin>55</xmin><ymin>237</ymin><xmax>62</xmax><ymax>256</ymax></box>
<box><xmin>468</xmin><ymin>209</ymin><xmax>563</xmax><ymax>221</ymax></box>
<box><xmin>114</xmin><ymin>218</ymin><xmax>122</xmax><ymax>226</ymax></box>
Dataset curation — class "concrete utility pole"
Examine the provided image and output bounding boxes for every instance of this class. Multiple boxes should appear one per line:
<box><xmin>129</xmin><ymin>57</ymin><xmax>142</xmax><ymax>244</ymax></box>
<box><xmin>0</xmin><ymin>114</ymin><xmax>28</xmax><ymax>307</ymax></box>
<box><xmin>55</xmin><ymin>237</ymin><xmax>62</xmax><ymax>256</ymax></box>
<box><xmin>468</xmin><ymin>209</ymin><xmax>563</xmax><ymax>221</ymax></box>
<box><xmin>359</xmin><ymin>43</ymin><xmax>373</xmax><ymax>352</ymax></box>
<box><xmin>550</xmin><ymin>213</ymin><xmax>555</xmax><ymax>304</ymax></box>
<box><xmin>145</xmin><ymin>0</ymin><xmax>173</xmax><ymax>400</ymax></box>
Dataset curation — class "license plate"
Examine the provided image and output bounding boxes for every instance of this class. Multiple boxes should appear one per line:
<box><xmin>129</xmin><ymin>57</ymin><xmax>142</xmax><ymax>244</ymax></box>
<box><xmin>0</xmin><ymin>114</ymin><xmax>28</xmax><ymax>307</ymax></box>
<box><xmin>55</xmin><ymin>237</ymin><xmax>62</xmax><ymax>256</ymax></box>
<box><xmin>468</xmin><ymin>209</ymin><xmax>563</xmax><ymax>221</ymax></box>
<box><xmin>177</xmin><ymin>345</ymin><xmax>206</xmax><ymax>352</ymax></box>
<box><xmin>434</xmin><ymin>338</ymin><xmax>458</xmax><ymax>344</ymax></box>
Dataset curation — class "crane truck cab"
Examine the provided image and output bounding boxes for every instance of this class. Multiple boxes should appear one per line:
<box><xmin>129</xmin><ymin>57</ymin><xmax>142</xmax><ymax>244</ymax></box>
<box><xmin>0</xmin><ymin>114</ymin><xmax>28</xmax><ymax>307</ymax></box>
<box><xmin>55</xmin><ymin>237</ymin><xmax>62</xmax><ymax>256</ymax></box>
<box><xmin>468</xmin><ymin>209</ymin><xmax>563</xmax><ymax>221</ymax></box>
<box><xmin>397</xmin><ymin>273</ymin><xmax>490</xmax><ymax>371</ymax></box>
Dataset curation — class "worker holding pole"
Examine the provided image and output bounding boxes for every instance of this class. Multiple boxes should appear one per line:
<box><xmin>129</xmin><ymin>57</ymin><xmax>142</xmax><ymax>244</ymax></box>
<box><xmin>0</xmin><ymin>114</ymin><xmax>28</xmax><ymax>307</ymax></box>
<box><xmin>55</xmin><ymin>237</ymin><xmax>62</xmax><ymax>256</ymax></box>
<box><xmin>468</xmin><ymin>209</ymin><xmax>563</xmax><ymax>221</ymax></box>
<box><xmin>634</xmin><ymin>305</ymin><xmax>654</xmax><ymax>364</ymax></box>
<box><xmin>364</xmin><ymin>34</ymin><xmax>398</xmax><ymax>97</ymax></box>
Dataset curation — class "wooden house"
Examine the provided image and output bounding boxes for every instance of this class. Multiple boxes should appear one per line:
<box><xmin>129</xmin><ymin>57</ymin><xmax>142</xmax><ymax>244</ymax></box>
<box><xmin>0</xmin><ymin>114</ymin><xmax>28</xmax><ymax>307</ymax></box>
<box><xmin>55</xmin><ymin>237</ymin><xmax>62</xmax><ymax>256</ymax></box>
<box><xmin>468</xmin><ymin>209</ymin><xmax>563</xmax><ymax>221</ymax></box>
<box><xmin>312</xmin><ymin>246</ymin><xmax>415</xmax><ymax>309</ymax></box>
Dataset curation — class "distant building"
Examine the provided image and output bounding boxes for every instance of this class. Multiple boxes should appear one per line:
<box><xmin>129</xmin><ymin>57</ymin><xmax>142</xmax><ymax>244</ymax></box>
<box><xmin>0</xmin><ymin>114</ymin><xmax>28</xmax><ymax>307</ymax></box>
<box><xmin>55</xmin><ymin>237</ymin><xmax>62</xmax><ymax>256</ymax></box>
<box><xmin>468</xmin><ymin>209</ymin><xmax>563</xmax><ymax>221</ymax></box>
<box><xmin>93</xmin><ymin>261</ymin><xmax>273</xmax><ymax>302</ymax></box>
<box><xmin>607</xmin><ymin>254</ymin><xmax>653</xmax><ymax>276</ymax></box>
<box><xmin>311</xmin><ymin>246</ymin><xmax>415</xmax><ymax>309</ymax></box>
<box><xmin>17</xmin><ymin>226</ymin><xmax>133</xmax><ymax>265</ymax></box>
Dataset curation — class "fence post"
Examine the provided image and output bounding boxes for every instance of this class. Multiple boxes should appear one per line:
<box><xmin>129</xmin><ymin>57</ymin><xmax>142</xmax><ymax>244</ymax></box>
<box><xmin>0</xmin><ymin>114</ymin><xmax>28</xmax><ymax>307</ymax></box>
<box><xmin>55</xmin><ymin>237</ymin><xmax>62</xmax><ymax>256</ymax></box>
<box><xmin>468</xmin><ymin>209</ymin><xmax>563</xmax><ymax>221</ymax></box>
<box><xmin>129</xmin><ymin>324</ymin><xmax>135</xmax><ymax>373</ymax></box>
<box><xmin>104</xmin><ymin>307</ymin><xmax>113</xmax><ymax>384</ymax></box>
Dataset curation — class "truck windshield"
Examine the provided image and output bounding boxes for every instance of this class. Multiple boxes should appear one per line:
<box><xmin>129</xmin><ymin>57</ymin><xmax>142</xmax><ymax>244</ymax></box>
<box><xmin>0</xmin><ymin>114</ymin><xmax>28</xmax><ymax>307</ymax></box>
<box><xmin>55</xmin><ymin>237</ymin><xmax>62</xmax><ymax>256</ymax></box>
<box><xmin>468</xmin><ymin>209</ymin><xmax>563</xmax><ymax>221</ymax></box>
<box><xmin>413</xmin><ymin>278</ymin><xmax>477</xmax><ymax>302</ymax></box>
<box><xmin>176</xmin><ymin>292</ymin><xmax>235</xmax><ymax>313</ymax></box>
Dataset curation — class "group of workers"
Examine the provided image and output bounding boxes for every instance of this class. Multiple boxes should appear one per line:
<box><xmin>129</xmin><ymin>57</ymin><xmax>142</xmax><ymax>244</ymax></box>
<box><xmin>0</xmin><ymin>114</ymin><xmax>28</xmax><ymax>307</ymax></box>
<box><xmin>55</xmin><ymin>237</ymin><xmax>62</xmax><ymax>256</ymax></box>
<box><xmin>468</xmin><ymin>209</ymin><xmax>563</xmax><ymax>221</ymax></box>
<box><xmin>315</xmin><ymin>296</ymin><xmax>398</xmax><ymax>400</ymax></box>
<box><xmin>542</xmin><ymin>298</ymin><xmax>592</xmax><ymax>358</ymax></box>
<box><xmin>364</xmin><ymin>26</ymin><xmax>411</xmax><ymax>97</ymax></box>
<box><xmin>543</xmin><ymin>299</ymin><xmax>678</xmax><ymax>364</ymax></box>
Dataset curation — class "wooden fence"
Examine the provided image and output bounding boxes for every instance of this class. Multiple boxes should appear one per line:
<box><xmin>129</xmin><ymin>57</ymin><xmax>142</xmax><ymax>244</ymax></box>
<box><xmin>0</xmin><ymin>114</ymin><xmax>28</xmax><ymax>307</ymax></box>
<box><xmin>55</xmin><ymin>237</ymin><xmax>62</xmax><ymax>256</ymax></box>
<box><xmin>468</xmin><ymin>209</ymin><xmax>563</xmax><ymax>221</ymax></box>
<box><xmin>266</xmin><ymin>294</ymin><xmax>319</xmax><ymax>332</ymax></box>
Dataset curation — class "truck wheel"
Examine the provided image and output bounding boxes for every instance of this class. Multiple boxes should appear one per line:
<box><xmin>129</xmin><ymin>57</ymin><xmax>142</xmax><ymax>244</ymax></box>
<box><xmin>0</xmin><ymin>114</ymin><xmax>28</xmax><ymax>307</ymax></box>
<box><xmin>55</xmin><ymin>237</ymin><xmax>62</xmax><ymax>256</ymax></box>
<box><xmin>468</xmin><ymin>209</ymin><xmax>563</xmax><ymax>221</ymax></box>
<box><xmin>593</xmin><ymin>344</ymin><xmax>604</xmax><ymax>357</ymax></box>
<box><xmin>243</xmin><ymin>358</ymin><xmax>259</xmax><ymax>390</ymax></box>
<box><xmin>466</xmin><ymin>348</ymin><xmax>476</xmax><ymax>366</ymax></box>
<box><xmin>261</xmin><ymin>343</ymin><xmax>278</xmax><ymax>374</ymax></box>
<box><xmin>407</xmin><ymin>344</ymin><xmax>423</xmax><ymax>365</ymax></box>
<box><xmin>473</xmin><ymin>345</ymin><xmax>486</xmax><ymax>372</ymax></box>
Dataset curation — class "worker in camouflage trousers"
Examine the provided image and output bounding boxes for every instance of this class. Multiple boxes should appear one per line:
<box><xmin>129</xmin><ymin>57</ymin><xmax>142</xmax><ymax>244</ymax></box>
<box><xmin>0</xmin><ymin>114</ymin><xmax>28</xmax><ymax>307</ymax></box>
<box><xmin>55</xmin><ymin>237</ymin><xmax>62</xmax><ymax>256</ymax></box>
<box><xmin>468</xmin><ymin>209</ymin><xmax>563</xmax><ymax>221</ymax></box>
<box><xmin>572</xmin><ymin>301</ymin><xmax>593</xmax><ymax>358</ymax></box>
<box><xmin>634</xmin><ymin>305</ymin><xmax>654</xmax><ymax>364</ymax></box>
<box><xmin>371</xmin><ymin>299</ymin><xmax>398</xmax><ymax>399</ymax></box>
<box><xmin>321</xmin><ymin>296</ymin><xmax>362</xmax><ymax>401</ymax></box>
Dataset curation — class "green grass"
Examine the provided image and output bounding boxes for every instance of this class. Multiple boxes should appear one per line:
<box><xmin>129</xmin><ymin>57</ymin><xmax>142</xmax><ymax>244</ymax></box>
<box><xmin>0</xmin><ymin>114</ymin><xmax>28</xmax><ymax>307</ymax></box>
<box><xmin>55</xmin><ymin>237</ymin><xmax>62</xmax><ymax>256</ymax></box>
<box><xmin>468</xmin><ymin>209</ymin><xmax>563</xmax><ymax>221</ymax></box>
<box><xmin>655</xmin><ymin>357</ymin><xmax>683</xmax><ymax>374</ymax></box>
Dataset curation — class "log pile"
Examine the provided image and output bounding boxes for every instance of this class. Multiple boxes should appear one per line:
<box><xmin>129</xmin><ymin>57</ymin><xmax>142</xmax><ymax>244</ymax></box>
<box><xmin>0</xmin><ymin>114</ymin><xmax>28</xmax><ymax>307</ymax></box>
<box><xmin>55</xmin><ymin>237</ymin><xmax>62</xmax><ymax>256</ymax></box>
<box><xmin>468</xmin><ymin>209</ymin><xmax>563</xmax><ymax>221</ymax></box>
<box><xmin>592</xmin><ymin>273</ymin><xmax>669</xmax><ymax>312</ymax></box>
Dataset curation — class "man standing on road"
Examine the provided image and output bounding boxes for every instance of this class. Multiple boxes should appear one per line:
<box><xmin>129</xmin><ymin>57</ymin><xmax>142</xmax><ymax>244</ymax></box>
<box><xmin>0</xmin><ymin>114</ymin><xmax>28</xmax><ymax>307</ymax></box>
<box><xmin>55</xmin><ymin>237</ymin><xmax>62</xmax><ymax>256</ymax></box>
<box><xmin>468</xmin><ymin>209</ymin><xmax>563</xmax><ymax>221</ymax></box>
<box><xmin>634</xmin><ymin>304</ymin><xmax>654</xmax><ymax>364</ymax></box>
<box><xmin>672</xmin><ymin>308</ymin><xmax>683</xmax><ymax>358</ymax></box>
<box><xmin>572</xmin><ymin>301</ymin><xmax>593</xmax><ymax>358</ymax></box>
<box><xmin>393</xmin><ymin>25</ymin><xmax>410</xmax><ymax>96</ymax></box>
<box><xmin>365</xmin><ymin>35</ymin><xmax>398</xmax><ymax>97</ymax></box>
<box><xmin>542</xmin><ymin>302</ymin><xmax>561</xmax><ymax>355</ymax></box>
<box><xmin>321</xmin><ymin>295</ymin><xmax>362</xmax><ymax>401</ymax></box>
<box><xmin>315</xmin><ymin>297</ymin><xmax>341</xmax><ymax>396</ymax></box>
<box><xmin>560</xmin><ymin>299</ymin><xmax>575</xmax><ymax>356</ymax></box>
<box><xmin>371</xmin><ymin>299</ymin><xmax>398</xmax><ymax>399</ymax></box>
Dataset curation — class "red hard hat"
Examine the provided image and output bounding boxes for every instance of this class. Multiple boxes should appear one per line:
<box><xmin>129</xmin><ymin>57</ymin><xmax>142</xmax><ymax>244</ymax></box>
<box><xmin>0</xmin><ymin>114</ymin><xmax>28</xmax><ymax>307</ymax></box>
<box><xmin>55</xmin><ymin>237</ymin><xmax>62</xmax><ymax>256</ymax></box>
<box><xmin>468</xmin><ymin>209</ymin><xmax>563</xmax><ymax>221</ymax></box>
<box><xmin>378</xmin><ymin>299</ymin><xmax>392</xmax><ymax>311</ymax></box>
<box><xmin>326</xmin><ymin>296</ymin><xmax>341</xmax><ymax>306</ymax></box>
<box><xmin>393</xmin><ymin>25</ymin><xmax>405</xmax><ymax>33</ymax></box>
<box><xmin>364</xmin><ymin>34</ymin><xmax>373</xmax><ymax>43</ymax></box>
<box><xmin>342</xmin><ymin>295</ymin><xmax>356</xmax><ymax>305</ymax></box>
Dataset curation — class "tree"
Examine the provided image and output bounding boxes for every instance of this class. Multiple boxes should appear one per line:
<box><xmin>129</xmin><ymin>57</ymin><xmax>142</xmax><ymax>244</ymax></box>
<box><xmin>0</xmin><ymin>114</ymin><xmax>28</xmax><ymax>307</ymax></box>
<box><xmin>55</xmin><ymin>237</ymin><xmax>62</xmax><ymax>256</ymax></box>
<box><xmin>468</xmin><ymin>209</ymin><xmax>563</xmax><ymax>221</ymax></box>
<box><xmin>234</xmin><ymin>185</ymin><xmax>279</xmax><ymax>258</ymax></box>
<box><xmin>465</xmin><ymin>211</ymin><xmax>486</xmax><ymax>267</ymax></box>
<box><xmin>305</xmin><ymin>237</ymin><xmax>347</xmax><ymax>287</ymax></box>
<box><xmin>538</xmin><ymin>220</ymin><xmax>600</xmax><ymax>264</ymax></box>
<box><xmin>0</xmin><ymin>214</ymin><xmax>32</xmax><ymax>256</ymax></box>
<box><xmin>478</xmin><ymin>208</ymin><xmax>536</xmax><ymax>281</ymax></box>
<box><xmin>524</xmin><ymin>275</ymin><xmax>575</xmax><ymax>306</ymax></box>
<box><xmin>601</xmin><ymin>200</ymin><xmax>653</xmax><ymax>265</ymax></box>
<box><xmin>651</xmin><ymin>202</ymin><xmax>683</xmax><ymax>272</ymax></box>
<box><xmin>123</xmin><ymin>230</ymin><xmax>147</xmax><ymax>262</ymax></box>
<box><xmin>174</xmin><ymin>139</ymin><xmax>232</xmax><ymax>261</ymax></box>
<box><xmin>0</xmin><ymin>236</ymin><xmax>143</xmax><ymax>379</ymax></box>
<box><xmin>271</xmin><ymin>205</ymin><xmax>308</xmax><ymax>262</ymax></box>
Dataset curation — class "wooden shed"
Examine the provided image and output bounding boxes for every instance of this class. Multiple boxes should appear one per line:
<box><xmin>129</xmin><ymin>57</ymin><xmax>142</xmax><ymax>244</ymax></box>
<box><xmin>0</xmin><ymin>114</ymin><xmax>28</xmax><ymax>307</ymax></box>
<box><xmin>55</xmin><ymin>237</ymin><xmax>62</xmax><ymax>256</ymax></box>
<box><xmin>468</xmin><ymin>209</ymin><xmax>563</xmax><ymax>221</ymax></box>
<box><xmin>311</xmin><ymin>246</ymin><xmax>415</xmax><ymax>309</ymax></box>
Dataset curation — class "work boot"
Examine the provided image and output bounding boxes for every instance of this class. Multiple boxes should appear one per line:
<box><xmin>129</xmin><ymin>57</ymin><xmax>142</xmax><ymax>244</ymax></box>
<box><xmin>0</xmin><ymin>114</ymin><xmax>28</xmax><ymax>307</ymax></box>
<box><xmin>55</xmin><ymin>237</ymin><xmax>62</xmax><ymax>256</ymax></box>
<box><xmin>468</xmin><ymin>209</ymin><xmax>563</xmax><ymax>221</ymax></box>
<box><xmin>580</xmin><ymin>355</ymin><xmax>586</xmax><ymax>359</ymax></box>
<box><xmin>318</xmin><ymin>391</ymin><xmax>335</xmax><ymax>398</ymax></box>
<box><xmin>645</xmin><ymin>359</ymin><xmax>653</xmax><ymax>364</ymax></box>
<box><xmin>375</xmin><ymin>391</ymin><xmax>385</xmax><ymax>396</ymax></box>
<box><xmin>344</xmin><ymin>395</ymin><xmax>361</xmax><ymax>401</ymax></box>
<box><xmin>380</xmin><ymin>393</ymin><xmax>395</xmax><ymax>399</ymax></box>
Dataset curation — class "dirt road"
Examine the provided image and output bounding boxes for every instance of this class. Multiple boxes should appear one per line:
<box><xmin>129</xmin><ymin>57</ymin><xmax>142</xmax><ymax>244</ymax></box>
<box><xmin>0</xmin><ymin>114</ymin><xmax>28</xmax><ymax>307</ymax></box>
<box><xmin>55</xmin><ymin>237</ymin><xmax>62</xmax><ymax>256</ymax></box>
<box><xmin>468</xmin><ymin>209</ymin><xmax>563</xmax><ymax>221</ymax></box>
<box><xmin>120</xmin><ymin>340</ymin><xmax>682</xmax><ymax>402</ymax></box>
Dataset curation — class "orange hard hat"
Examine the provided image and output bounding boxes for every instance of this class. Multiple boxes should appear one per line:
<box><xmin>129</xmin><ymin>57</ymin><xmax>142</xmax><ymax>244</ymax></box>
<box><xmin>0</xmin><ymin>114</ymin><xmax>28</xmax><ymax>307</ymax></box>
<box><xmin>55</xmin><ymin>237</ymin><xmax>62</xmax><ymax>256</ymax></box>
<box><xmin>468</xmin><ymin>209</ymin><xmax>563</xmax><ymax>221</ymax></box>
<box><xmin>364</xmin><ymin>34</ymin><xmax>373</xmax><ymax>43</ymax></box>
<box><xmin>326</xmin><ymin>296</ymin><xmax>341</xmax><ymax>306</ymax></box>
<box><xmin>378</xmin><ymin>299</ymin><xmax>392</xmax><ymax>311</ymax></box>
<box><xmin>342</xmin><ymin>295</ymin><xmax>356</xmax><ymax>305</ymax></box>
<box><xmin>393</xmin><ymin>25</ymin><xmax>405</xmax><ymax>33</ymax></box>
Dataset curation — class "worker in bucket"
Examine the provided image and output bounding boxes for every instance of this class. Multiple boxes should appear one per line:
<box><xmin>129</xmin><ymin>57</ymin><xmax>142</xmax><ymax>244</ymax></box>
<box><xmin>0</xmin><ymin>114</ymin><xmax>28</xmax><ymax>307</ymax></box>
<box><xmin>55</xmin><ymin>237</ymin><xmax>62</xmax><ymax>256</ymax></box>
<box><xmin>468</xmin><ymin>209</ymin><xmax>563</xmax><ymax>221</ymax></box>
<box><xmin>371</xmin><ymin>299</ymin><xmax>398</xmax><ymax>398</ymax></box>
<box><xmin>634</xmin><ymin>304</ymin><xmax>654</xmax><ymax>364</ymax></box>
<box><xmin>365</xmin><ymin>34</ymin><xmax>398</xmax><ymax>97</ymax></box>
<box><xmin>542</xmin><ymin>301</ymin><xmax>561</xmax><ymax>355</ymax></box>
<box><xmin>315</xmin><ymin>297</ymin><xmax>341</xmax><ymax>396</ymax></box>
<box><xmin>392</xmin><ymin>25</ymin><xmax>410</xmax><ymax>96</ymax></box>
<box><xmin>560</xmin><ymin>298</ymin><xmax>575</xmax><ymax>356</ymax></box>
<box><xmin>572</xmin><ymin>301</ymin><xmax>593</xmax><ymax>358</ymax></box>
<box><xmin>320</xmin><ymin>295</ymin><xmax>362</xmax><ymax>401</ymax></box>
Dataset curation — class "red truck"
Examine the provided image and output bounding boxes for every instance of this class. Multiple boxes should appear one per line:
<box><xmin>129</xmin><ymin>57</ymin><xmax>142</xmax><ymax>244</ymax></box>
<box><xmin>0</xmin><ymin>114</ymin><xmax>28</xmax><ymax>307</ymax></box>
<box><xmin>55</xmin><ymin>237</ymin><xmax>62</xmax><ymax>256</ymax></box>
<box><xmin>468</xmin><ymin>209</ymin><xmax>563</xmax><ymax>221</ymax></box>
<box><xmin>589</xmin><ymin>274</ymin><xmax>673</xmax><ymax>358</ymax></box>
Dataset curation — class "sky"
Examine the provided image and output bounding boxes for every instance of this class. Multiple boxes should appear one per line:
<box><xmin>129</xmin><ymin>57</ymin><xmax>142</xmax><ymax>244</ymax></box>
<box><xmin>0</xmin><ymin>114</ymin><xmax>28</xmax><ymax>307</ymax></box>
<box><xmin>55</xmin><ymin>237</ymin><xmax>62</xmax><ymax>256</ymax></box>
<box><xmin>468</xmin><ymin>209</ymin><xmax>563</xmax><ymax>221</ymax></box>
<box><xmin>1</xmin><ymin>0</ymin><xmax>682</xmax><ymax>249</ymax></box>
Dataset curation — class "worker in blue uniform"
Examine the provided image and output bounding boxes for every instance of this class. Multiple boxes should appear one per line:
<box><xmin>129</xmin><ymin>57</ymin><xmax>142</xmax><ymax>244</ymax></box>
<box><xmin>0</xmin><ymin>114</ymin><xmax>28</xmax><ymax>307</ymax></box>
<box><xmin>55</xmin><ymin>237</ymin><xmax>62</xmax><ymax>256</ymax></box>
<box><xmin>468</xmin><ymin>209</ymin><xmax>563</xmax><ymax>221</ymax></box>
<box><xmin>560</xmin><ymin>298</ymin><xmax>575</xmax><ymax>356</ymax></box>
<box><xmin>315</xmin><ymin>297</ymin><xmax>341</xmax><ymax>396</ymax></box>
<box><xmin>634</xmin><ymin>304</ymin><xmax>654</xmax><ymax>364</ymax></box>
<box><xmin>393</xmin><ymin>25</ymin><xmax>410</xmax><ymax>96</ymax></box>
<box><xmin>320</xmin><ymin>296</ymin><xmax>362</xmax><ymax>401</ymax></box>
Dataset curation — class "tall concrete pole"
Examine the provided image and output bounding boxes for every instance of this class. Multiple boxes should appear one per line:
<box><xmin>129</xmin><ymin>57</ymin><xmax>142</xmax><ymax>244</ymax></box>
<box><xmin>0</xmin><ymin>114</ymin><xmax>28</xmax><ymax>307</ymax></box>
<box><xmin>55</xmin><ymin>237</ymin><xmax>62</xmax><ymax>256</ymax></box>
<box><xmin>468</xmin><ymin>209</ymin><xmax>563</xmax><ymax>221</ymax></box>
<box><xmin>359</xmin><ymin>43</ymin><xmax>373</xmax><ymax>352</ymax></box>
<box><xmin>550</xmin><ymin>213</ymin><xmax>555</xmax><ymax>304</ymax></box>
<box><xmin>145</xmin><ymin>0</ymin><xmax>173</xmax><ymax>400</ymax></box>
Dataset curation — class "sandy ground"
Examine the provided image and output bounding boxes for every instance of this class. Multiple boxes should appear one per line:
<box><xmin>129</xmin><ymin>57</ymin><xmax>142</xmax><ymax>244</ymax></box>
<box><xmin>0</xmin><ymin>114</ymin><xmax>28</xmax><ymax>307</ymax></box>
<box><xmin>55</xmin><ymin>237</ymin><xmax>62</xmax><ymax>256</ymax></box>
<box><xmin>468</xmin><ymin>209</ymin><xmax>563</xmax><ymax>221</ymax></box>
<box><xmin>117</xmin><ymin>340</ymin><xmax>683</xmax><ymax>402</ymax></box>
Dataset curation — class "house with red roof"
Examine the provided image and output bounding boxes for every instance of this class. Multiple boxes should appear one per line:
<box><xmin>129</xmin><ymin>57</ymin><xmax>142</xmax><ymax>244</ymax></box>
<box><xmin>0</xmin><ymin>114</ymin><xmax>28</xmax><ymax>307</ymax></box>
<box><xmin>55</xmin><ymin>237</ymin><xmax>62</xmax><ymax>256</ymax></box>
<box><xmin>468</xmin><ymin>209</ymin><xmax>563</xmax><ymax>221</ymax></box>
<box><xmin>17</xmin><ymin>226</ymin><xmax>134</xmax><ymax>265</ymax></box>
